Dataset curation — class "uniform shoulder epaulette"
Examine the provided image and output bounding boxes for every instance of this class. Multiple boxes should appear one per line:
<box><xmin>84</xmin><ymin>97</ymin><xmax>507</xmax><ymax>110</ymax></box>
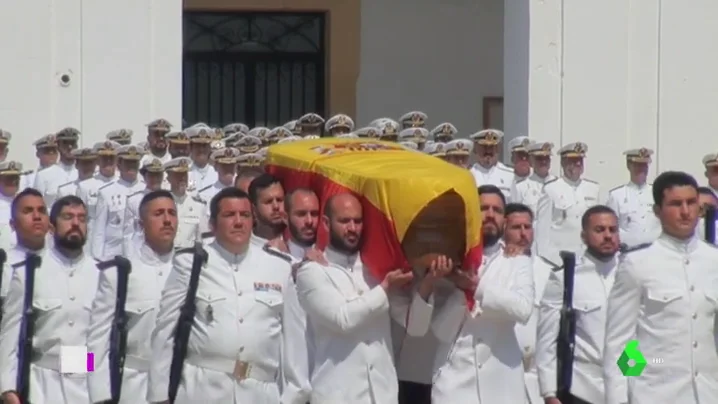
<box><xmin>198</xmin><ymin>184</ymin><xmax>212</xmax><ymax>193</ymax></box>
<box><xmin>128</xmin><ymin>190</ymin><xmax>144</xmax><ymax>198</ymax></box>
<box><xmin>539</xmin><ymin>255</ymin><xmax>561</xmax><ymax>270</ymax></box>
<box><xmin>515</xmin><ymin>177</ymin><xmax>527</xmax><ymax>184</ymax></box>
<box><xmin>11</xmin><ymin>261</ymin><xmax>25</xmax><ymax>269</ymax></box>
<box><xmin>543</xmin><ymin>178</ymin><xmax>559</xmax><ymax>186</ymax></box>
<box><xmin>498</xmin><ymin>164</ymin><xmax>514</xmax><ymax>173</ymax></box>
<box><xmin>620</xmin><ymin>242</ymin><xmax>652</xmax><ymax>255</ymax></box>
<box><xmin>57</xmin><ymin>180</ymin><xmax>74</xmax><ymax>189</ymax></box>
<box><xmin>583</xmin><ymin>178</ymin><xmax>598</xmax><ymax>184</ymax></box>
<box><xmin>175</xmin><ymin>247</ymin><xmax>194</xmax><ymax>255</ymax></box>
<box><xmin>20</xmin><ymin>170</ymin><xmax>33</xmax><ymax>176</ymax></box>
<box><xmin>201</xmin><ymin>231</ymin><xmax>213</xmax><ymax>239</ymax></box>
<box><xmin>608</xmin><ymin>184</ymin><xmax>625</xmax><ymax>193</ymax></box>
<box><xmin>98</xmin><ymin>181</ymin><xmax>115</xmax><ymax>192</ymax></box>
<box><xmin>262</xmin><ymin>245</ymin><xmax>293</xmax><ymax>263</ymax></box>
<box><xmin>192</xmin><ymin>195</ymin><xmax>206</xmax><ymax>204</ymax></box>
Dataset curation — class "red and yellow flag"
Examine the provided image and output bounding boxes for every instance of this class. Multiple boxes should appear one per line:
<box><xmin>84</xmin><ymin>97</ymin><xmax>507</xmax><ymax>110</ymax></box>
<box><xmin>266</xmin><ymin>138</ymin><xmax>482</xmax><ymax>307</ymax></box>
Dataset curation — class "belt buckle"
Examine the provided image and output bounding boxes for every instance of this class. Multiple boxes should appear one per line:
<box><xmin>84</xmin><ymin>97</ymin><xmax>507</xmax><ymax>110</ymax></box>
<box><xmin>233</xmin><ymin>360</ymin><xmax>251</xmax><ymax>381</ymax></box>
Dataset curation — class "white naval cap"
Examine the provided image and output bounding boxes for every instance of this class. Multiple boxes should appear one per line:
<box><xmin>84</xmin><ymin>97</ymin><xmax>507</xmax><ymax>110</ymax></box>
<box><xmin>237</xmin><ymin>152</ymin><xmax>264</xmax><ymax>168</ymax></box>
<box><xmin>210</xmin><ymin>147</ymin><xmax>241</xmax><ymax>164</ymax></box>
<box><xmin>56</xmin><ymin>127</ymin><xmax>81</xmax><ymax>141</ymax></box>
<box><xmin>354</xmin><ymin>126</ymin><xmax>381</xmax><ymax>138</ymax></box>
<box><xmin>558</xmin><ymin>142</ymin><xmax>588</xmax><ymax>157</ymax></box>
<box><xmin>624</xmin><ymin>147</ymin><xmax>654</xmax><ymax>163</ymax></box>
<box><xmin>257</xmin><ymin>147</ymin><xmax>269</xmax><ymax>158</ymax></box>
<box><xmin>508</xmin><ymin>136</ymin><xmax>532</xmax><ymax>152</ymax></box>
<box><xmin>210</xmin><ymin>139</ymin><xmax>226</xmax><ymax>151</ymax></box>
<box><xmin>424</xmin><ymin>141</ymin><xmax>447</xmax><ymax>157</ymax></box>
<box><xmin>106</xmin><ymin>129</ymin><xmax>133</xmax><ymax>144</ymax></box>
<box><xmin>235</xmin><ymin>135</ymin><xmax>263</xmax><ymax>154</ymax></box>
<box><xmin>92</xmin><ymin>140</ymin><xmax>122</xmax><ymax>156</ymax></box>
<box><xmin>33</xmin><ymin>134</ymin><xmax>58</xmax><ymax>149</ymax></box>
<box><xmin>0</xmin><ymin>129</ymin><xmax>11</xmax><ymax>144</ymax></box>
<box><xmin>278</xmin><ymin>135</ymin><xmax>303</xmax><ymax>144</ymax></box>
<box><xmin>71</xmin><ymin>147</ymin><xmax>97</xmax><ymax>160</ymax></box>
<box><xmin>303</xmin><ymin>135</ymin><xmax>321</xmax><ymax>140</ymax></box>
<box><xmin>430</xmin><ymin>123</ymin><xmax>458</xmax><ymax>141</ymax></box>
<box><xmin>703</xmin><ymin>153</ymin><xmax>718</xmax><ymax>167</ymax></box>
<box><xmin>336</xmin><ymin>133</ymin><xmax>359</xmax><ymax>139</ymax></box>
<box><xmin>369</xmin><ymin>117</ymin><xmax>394</xmax><ymax>128</ymax></box>
<box><xmin>399</xmin><ymin>141</ymin><xmax>419</xmax><ymax>151</ymax></box>
<box><xmin>399</xmin><ymin>111</ymin><xmax>428</xmax><ymax>129</ymax></box>
<box><xmin>166</xmin><ymin>131</ymin><xmax>191</xmax><ymax>145</ymax></box>
<box><xmin>146</xmin><ymin>118</ymin><xmax>172</xmax><ymax>132</ymax></box>
<box><xmin>0</xmin><ymin>160</ymin><xmax>23</xmax><ymax>175</ymax></box>
<box><xmin>268</xmin><ymin>127</ymin><xmax>293</xmax><ymax>141</ymax></box>
<box><xmin>248</xmin><ymin>127</ymin><xmax>270</xmax><ymax>140</ymax></box>
<box><xmin>378</xmin><ymin>119</ymin><xmax>400</xmax><ymax>139</ymax></box>
<box><xmin>185</xmin><ymin>126</ymin><xmax>214</xmax><ymax>144</ymax></box>
<box><xmin>325</xmin><ymin>114</ymin><xmax>355</xmax><ymax>132</ymax></box>
<box><xmin>469</xmin><ymin>129</ymin><xmax>504</xmax><ymax>145</ymax></box>
<box><xmin>222</xmin><ymin>123</ymin><xmax>249</xmax><ymax>136</ymax></box>
<box><xmin>117</xmin><ymin>144</ymin><xmax>147</xmax><ymax>160</ymax></box>
<box><xmin>140</xmin><ymin>157</ymin><xmax>165</xmax><ymax>173</ymax></box>
<box><xmin>163</xmin><ymin>156</ymin><xmax>193</xmax><ymax>173</ymax></box>
<box><xmin>527</xmin><ymin>141</ymin><xmax>554</xmax><ymax>156</ymax></box>
<box><xmin>283</xmin><ymin>120</ymin><xmax>300</xmax><ymax>134</ymax></box>
<box><xmin>445</xmin><ymin>139</ymin><xmax>473</xmax><ymax>156</ymax></box>
<box><xmin>298</xmin><ymin>113</ymin><xmax>325</xmax><ymax>129</ymax></box>
<box><xmin>399</xmin><ymin>127</ymin><xmax>429</xmax><ymax>143</ymax></box>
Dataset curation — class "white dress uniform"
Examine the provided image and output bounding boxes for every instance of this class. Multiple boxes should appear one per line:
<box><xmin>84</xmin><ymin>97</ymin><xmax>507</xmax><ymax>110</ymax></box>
<box><xmin>33</xmin><ymin>163</ymin><xmax>78</xmax><ymax>207</ymax></box>
<box><xmin>0</xmin><ymin>162</ymin><xmax>27</xmax><ymax>250</ymax></box>
<box><xmin>0</xmin><ymin>244</ymin><xmax>45</xmax><ymax>300</ymax></box>
<box><xmin>536</xmin><ymin>253</ymin><xmax>619</xmax><ymax>404</ymax></box>
<box><xmin>148</xmin><ymin>240</ymin><xmax>296</xmax><ymax>403</ymax></box>
<box><xmin>295</xmin><ymin>246</ymin><xmax>431</xmax><ymax>404</ymax></box>
<box><xmin>172</xmin><ymin>193</ymin><xmax>209</xmax><ymax>248</ymax></box>
<box><xmin>515</xmin><ymin>255</ymin><xmax>555</xmax><ymax>404</ymax></box>
<box><xmin>607</xmin><ymin>182</ymin><xmax>660</xmax><ymax>247</ymax></box>
<box><xmin>510</xmin><ymin>141</ymin><xmax>557</xmax><ymax>215</ymax></box>
<box><xmin>87</xmin><ymin>236</ymin><xmax>172</xmax><ymax>403</ymax></box>
<box><xmin>76</xmin><ymin>141</ymin><xmax>122</xmax><ymax>222</ymax></box>
<box><xmin>0</xmin><ymin>247</ymin><xmax>100</xmax><ymax>404</ymax></box>
<box><xmin>535</xmin><ymin>153</ymin><xmax>600</xmax><ymax>258</ymax></box>
<box><xmin>190</xmin><ymin>164</ymin><xmax>217</xmax><ymax>192</ymax></box>
<box><xmin>411</xmin><ymin>243</ymin><xmax>534</xmax><ymax>404</ymax></box>
<box><xmin>468</xmin><ymin>129</ymin><xmax>515</xmax><ymax>198</ymax></box>
<box><xmin>92</xmin><ymin>177</ymin><xmax>146</xmax><ymax>261</ymax></box>
<box><xmin>122</xmin><ymin>189</ymin><xmax>151</xmax><ymax>244</ymax></box>
<box><xmin>197</xmin><ymin>181</ymin><xmax>226</xmax><ymax>206</ymax></box>
<box><xmin>603</xmin><ymin>234</ymin><xmax>718</xmax><ymax>404</ymax></box>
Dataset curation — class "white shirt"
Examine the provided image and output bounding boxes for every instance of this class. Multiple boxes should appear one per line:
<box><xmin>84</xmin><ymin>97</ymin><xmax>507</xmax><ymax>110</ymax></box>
<box><xmin>122</xmin><ymin>188</ymin><xmax>151</xmax><ymax>244</ymax></box>
<box><xmin>91</xmin><ymin>178</ymin><xmax>145</xmax><ymax>260</ymax></box>
<box><xmin>190</xmin><ymin>164</ymin><xmax>218</xmax><ymax>192</ymax></box>
<box><xmin>148</xmin><ymin>240</ymin><xmax>295</xmax><ymax>403</ymax></box>
<box><xmin>88</xmin><ymin>237</ymin><xmax>173</xmax><ymax>403</ymax></box>
<box><xmin>172</xmin><ymin>192</ymin><xmax>210</xmax><ymax>249</ymax></box>
<box><xmin>0</xmin><ymin>194</ymin><xmax>14</xmax><ymax>250</ymax></box>
<box><xmin>603</xmin><ymin>234</ymin><xmax>718</xmax><ymax>404</ymax></box>
<box><xmin>469</xmin><ymin>161</ymin><xmax>515</xmax><ymax>200</ymax></box>
<box><xmin>536</xmin><ymin>253</ymin><xmax>619</xmax><ymax>404</ymax></box>
<box><xmin>77</xmin><ymin>173</ymin><xmax>118</xmax><ymax>223</ymax></box>
<box><xmin>606</xmin><ymin>182</ymin><xmax>661</xmax><ymax>248</ymax></box>
<box><xmin>0</xmin><ymin>247</ymin><xmax>99</xmax><ymax>403</ymax></box>
<box><xmin>33</xmin><ymin>163</ymin><xmax>78</xmax><ymax>207</ymax></box>
<box><xmin>511</xmin><ymin>173</ymin><xmax>558</xmax><ymax>215</ymax></box>
<box><xmin>536</xmin><ymin>176</ymin><xmax>600</xmax><ymax>259</ymax></box>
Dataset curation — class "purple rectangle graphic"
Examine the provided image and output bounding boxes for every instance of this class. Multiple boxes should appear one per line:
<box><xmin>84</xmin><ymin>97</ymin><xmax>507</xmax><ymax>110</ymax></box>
<box><xmin>87</xmin><ymin>352</ymin><xmax>95</xmax><ymax>372</ymax></box>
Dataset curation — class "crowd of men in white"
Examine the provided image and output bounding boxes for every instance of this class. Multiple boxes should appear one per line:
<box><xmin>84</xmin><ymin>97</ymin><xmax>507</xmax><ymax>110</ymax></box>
<box><xmin>0</xmin><ymin>110</ymin><xmax>717</xmax><ymax>404</ymax></box>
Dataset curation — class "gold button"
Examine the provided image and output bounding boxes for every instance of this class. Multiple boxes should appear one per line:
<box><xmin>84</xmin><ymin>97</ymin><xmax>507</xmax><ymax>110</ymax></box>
<box><xmin>239</xmin><ymin>318</ymin><xmax>244</xmax><ymax>323</ymax></box>
<box><xmin>70</xmin><ymin>296</ymin><xmax>75</xmax><ymax>301</ymax></box>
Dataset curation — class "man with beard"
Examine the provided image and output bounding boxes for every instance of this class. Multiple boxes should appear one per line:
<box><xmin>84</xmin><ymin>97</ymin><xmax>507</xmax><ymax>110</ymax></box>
<box><xmin>34</xmin><ymin>127</ymin><xmax>81</xmax><ymax>206</ymax></box>
<box><xmin>0</xmin><ymin>196</ymin><xmax>99</xmax><ymax>404</ymax></box>
<box><xmin>295</xmin><ymin>192</ymin><xmax>437</xmax><ymax>403</ymax></box>
<box><xmin>507</xmin><ymin>137</ymin><xmax>533</xmax><ymax>183</ymax></box>
<box><xmin>603</xmin><ymin>172</ymin><xmax>718</xmax><ymax>404</ymax></box>
<box><xmin>88</xmin><ymin>190</ymin><xmax>178</xmax><ymax>404</ymax></box>
<box><xmin>197</xmin><ymin>148</ymin><xmax>240</xmax><ymax>204</ymax></box>
<box><xmin>92</xmin><ymin>144</ymin><xmax>147</xmax><ymax>260</ymax></box>
<box><xmin>139</xmin><ymin>119</ymin><xmax>172</xmax><ymax>167</ymax></box>
<box><xmin>162</xmin><ymin>157</ymin><xmax>208</xmax><ymax>248</ymax></box>
<box><xmin>410</xmin><ymin>184</ymin><xmax>534</xmax><ymax>404</ymax></box>
<box><xmin>1</xmin><ymin>188</ymin><xmax>49</xmax><ymax>302</ymax></box>
<box><xmin>122</xmin><ymin>158</ymin><xmax>166</xmax><ymax>246</ymax></box>
<box><xmin>248</xmin><ymin>174</ymin><xmax>286</xmax><ymax>246</ymax></box>
<box><xmin>535</xmin><ymin>142</ymin><xmax>600</xmax><ymax>258</ymax></box>
<box><xmin>468</xmin><ymin>129</ymin><xmax>514</xmax><ymax>200</ymax></box>
<box><xmin>148</xmin><ymin>187</ymin><xmax>298</xmax><ymax>403</ymax></box>
<box><xmin>606</xmin><ymin>147</ymin><xmax>661</xmax><ymax>248</ymax></box>
<box><xmin>536</xmin><ymin>205</ymin><xmax>621</xmax><ymax>404</ymax></box>
<box><xmin>510</xmin><ymin>141</ymin><xmax>557</xmax><ymax>222</ymax></box>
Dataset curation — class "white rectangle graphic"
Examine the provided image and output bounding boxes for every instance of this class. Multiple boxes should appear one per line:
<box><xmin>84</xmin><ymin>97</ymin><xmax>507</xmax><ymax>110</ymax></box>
<box><xmin>60</xmin><ymin>345</ymin><xmax>88</xmax><ymax>374</ymax></box>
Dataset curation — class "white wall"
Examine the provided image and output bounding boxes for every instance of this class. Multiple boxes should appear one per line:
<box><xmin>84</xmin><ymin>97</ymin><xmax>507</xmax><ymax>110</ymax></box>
<box><xmin>355</xmin><ymin>0</ymin><xmax>504</xmax><ymax>138</ymax></box>
<box><xmin>0</xmin><ymin>0</ymin><xmax>182</xmax><ymax>168</ymax></box>
<box><xmin>505</xmin><ymin>0</ymin><xmax>718</xmax><ymax>193</ymax></box>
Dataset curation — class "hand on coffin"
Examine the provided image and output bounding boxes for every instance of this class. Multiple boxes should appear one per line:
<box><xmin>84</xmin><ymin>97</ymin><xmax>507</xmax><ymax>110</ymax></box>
<box><xmin>447</xmin><ymin>269</ymin><xmax>479</xmax><ymax>292</ymax></box>
<box><xmin>381</xmin><ymin>269</ymin><xmax>414</xmax><ymax>291</ymax></box>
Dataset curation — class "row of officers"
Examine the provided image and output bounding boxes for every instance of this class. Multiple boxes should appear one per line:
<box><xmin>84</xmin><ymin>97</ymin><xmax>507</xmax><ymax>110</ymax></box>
<box><xmin>0</xmin><ymin>168</ymin><xmax>717</xmax><ymax>404</ymax></box>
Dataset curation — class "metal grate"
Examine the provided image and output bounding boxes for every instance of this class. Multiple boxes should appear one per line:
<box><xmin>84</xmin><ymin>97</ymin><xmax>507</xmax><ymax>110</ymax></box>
<box><xmin>183</xmin><ymin>12</ymin><xmax>326</xmax><ymax>128</ymax></box>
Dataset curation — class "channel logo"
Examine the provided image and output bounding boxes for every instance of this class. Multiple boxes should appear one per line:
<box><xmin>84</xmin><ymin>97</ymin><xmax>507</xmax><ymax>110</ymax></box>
<box><xmin>59</xmin><ymin>346</ymin><xmax>95</xmax><ymax>374</ymax></box>
<box><xmin>617</xmin><ymin>340</ymin><xmax>647</xmax><ymax>376</ymax></box>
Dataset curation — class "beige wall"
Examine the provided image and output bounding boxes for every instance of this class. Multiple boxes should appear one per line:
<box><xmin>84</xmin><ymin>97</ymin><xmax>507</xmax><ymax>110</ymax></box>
<box><xmin>184</xmin><ymin>0</ymin><xmax>361</xmax><ymax>118</ymax></box>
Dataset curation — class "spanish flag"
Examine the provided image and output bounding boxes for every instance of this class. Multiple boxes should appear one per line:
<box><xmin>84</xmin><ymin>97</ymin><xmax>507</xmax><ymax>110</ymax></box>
<box><xmin>266</xmin><ymin>138</ymin><xmax>482</xmax><ymax>308</ymax></box>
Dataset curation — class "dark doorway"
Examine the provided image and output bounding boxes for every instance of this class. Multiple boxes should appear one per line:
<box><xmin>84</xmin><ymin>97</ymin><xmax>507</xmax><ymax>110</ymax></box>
<box><xmin>183</xmin><ymin>12</ymin><xmax>326</xmax><ymax>128</ymax></box>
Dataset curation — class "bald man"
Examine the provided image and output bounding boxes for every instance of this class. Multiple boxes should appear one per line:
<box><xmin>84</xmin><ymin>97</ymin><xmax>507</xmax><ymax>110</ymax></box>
<box><xmin>292</xmin><ymin>193</ymin><xmax>441</xmax><ymax>403</ymax></box>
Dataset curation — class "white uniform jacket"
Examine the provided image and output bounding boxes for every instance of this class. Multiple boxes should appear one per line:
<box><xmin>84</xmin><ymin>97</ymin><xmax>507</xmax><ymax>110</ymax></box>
<box><xmin>172</xmin><ymin>193</ymin><xmax>210</xmax><ymax>249</ymax></box>
<box><xmin>0</xmin><ymin>247</ymin><xmax>100</xmax><ymax>404</ymax></box>
<box><xmin>417</xmin><ymin>244</ymin><xmax>534</xmax><ymax>404</ymax></box>
<box><xmin>295</xmin><ymin>246</ymin><xmax>431</xmax><ymax>404</ymax></box>
<box><xmin>147</xmin><ymin>240</ymin><xmax>295</xmax><ymax>404</ymax></box>
<box><xmin>91</xmin><ymin>178</ymin><xmax>145</xmax><ymax>260</ymax></box>
<box><xmin>87</xmin><ymin>237</ymin><xmax>173</xmax><ymax>403</ymax></box>
<box><xmin>470</xmin><ymin>162</ymin><xmax>515</xmax><ymax>200</ymax></box>
<box><xmin>197</xmin><ymin>180</ymin><xmax>231</xmax><ymax>210</ymax></box>
<box><xmin>606</xmin><ymin>182</ymin><xmax>661</xmax><ymax>248</ymax></box>
<box><xmin>510</xmin><ymin>173</ymin><xmax>557</xmax><ymax>215</ymax></box>
<box><xmin>535</xmin><ymin>176</ymin><xmax>600</xmax><ymax>258</ymax></box>
<box><xmin>33</xmin><ymin>163</ymin><xmax>78</xmax><ymax>207</ymax></box>
<box><xmin>603</xmin><ymin>234</ymin><xmax>718</xmax><ymax>404</ymax></box>
<box><xmin>190</xmin><ymin>164</ymin><xmax>218</xmax><ymax>192</ymax></box>
<box><xmin>514</xmin><ymin>255</ymin><xmax>555</xmax><ymax>404</ymax></box>
<box><xmin>536</xmin><ymin>253</ymin><xmax>619</xmax><ymax>404</ymax></box>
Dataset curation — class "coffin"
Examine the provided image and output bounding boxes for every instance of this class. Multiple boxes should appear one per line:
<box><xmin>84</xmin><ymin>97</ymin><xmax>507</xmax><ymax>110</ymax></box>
<box><xmin>265</xmin><ymin>138</ymin><xmax>482</xmax><ymax>286</ymax></box>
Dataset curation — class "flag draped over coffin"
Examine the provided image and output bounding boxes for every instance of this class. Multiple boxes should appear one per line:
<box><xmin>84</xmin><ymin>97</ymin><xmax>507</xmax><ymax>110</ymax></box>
<box><xmin>265</xmin><ymin>138</ymin><xmax>482</xmax><ymax>309</ymax></box>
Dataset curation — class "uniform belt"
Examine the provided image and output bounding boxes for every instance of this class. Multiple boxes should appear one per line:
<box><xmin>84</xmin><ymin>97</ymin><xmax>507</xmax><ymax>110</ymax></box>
<box><xmin>184</xmin><ymin>355</ymin><xmax>277</xmax><ymax>383</ymax></box>
<box><xmin>124</xmin><ymin>355</ymin><xmax>150</xmax><ymax>371</ymax></box>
